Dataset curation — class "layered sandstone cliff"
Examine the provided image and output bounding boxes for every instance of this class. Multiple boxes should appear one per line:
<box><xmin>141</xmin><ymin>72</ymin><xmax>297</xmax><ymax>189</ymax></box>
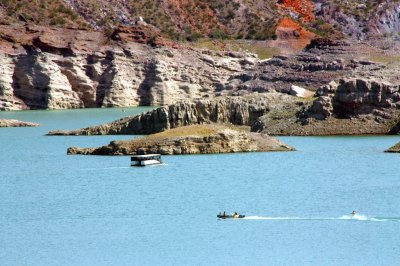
<box><xmin>0</xmin><ymin>24</ymin><xmax>259</xmax><ymax>111</ymax></box>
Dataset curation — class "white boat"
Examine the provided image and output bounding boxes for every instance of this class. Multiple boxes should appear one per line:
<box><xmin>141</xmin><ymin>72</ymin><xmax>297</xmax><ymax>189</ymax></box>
<box><xmin>131</xmin><ymin>154</ymin><xmax>162</xmax><ymax>166</ymax></box>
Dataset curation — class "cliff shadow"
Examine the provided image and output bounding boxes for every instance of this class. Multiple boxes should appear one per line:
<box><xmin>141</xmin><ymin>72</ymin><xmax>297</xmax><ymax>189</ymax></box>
<box><xmin>12</xmin><ymin>48</ymin><xmax>51</xmax><ymax>109</ymax></box>
<box><xmin>95</xmin><ymin>51</ymin><xmax>116</xmax><ymax>107</ymax></box>
<box><xmin>137</xmin><ymin>60</ymin><xmax>157</xmax><ymax>106</ymax></box>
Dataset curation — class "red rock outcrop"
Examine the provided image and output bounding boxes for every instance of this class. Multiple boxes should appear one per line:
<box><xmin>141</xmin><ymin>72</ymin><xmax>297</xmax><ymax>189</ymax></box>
<box><xmin>0</xmin><ymin>24</ymin><xmax>104</xmax><ymax>55</ymax></box>
<box><xmin>270</xmin><ymin>17</ymin><xmax>315</xmax><ymax>53</ymax></box>
<box><xmin>277</xmin><ymin>0</ymin><xmax>315</xmax><ymax>22</ymax></box>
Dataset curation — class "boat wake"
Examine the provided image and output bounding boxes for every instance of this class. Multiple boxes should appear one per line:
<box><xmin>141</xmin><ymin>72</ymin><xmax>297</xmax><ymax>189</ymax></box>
<box><xmin>243</xmin><ymin>214</ymin><xmax>400</xmax><ymax>222</ymax></box>
<box><xmin>81</xmin><ymin>163</ymin><xmax>167</xmax><ymax>171</ymax></box>
<box><xmin>80</xmin><ymin>166</ymin><xmax>131</xmax><ymax>171</ymax></box>
<box><xmin>148</xmin><ymin>163</ymin><xmax>168</xmax><ymax>167</ymax></box>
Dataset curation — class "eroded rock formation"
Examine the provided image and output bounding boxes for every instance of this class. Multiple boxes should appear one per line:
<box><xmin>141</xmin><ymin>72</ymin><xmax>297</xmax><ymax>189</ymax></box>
<box><xmin>307</xmin><ymin>78</ymin><xmax>400</xmax><ymax>120</ymax></box>
<box><xmin>257</xmin><ymin>78</ymin><xmax>400</xmax><ymax>135</ymax></box>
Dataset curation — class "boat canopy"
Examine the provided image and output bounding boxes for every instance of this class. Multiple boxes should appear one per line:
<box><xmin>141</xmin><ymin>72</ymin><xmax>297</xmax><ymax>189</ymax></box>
<box><xmin>131</xmin><ymin>154</ymin><xmax>161</xmax><ymax>161</ymax></box>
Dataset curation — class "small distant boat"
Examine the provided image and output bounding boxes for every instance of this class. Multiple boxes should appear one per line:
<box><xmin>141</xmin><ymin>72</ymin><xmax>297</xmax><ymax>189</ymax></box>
<box><xmin>217</xmin><ymin>212</ymin><xmax>245</xmax><ymax>219</ymax></box>
<box><xmin>131</xmin><ymin>154</ymin><xmax>162</xmax><ymax>166</ymax></box>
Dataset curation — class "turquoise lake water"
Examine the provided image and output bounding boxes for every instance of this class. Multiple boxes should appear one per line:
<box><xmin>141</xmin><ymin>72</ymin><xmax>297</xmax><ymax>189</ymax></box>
<box><xmin>1</xmin><ymin>108</ymin><xmax>400</xmax><ymax>265</ymax></box>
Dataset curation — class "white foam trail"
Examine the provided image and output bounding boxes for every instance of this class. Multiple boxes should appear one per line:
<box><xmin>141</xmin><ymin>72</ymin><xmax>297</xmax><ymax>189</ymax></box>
<box><xmin>80</xmin><ymin>166</ymin><xmax>131</xmax><ymax>171</ymax></box>
<box><xmin>244</xmin><ymin>216</ymin><xmax>308</xmax><ymax>220</ymax></box>
<box><xmin>81</xmin><ymin>163</ymin><xmax>167</xmax><ymax>170</ymax></box>
<box><xmin>243</xmin><ymin>215</ymin><xmax>399</xmax><ymax>222</ymax></box>
<box><xmin>339</xmin><ymin>214</ymin><xmax>368</xmax><ymax>220</ymax></box>
<box><xmin>148</xmin><ymin>163</ymin><xmax>168</xmax><ymax>167</ymax></box>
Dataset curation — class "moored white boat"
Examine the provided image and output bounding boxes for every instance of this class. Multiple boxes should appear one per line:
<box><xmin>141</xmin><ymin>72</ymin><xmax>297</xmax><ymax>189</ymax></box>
<box><xmin>131</xmin><ymin>154</ymin><xmax>162</xmax><ymax>166</ymax></box>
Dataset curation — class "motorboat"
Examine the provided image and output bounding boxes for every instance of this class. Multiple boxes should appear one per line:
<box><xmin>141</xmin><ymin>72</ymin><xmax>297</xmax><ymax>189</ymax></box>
<box><xmin>217</xmin><ymin>212</ymin><xmax>245</xmax><ymax>219</ymax></box>
<box><xmin>131</xmin><ymin>154</ymin><xmax>162</xmax><ymax>166</ymax></box>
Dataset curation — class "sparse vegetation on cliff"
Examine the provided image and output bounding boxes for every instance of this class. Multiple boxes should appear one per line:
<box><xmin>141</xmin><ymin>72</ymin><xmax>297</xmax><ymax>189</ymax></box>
<box><xmin>2</xmin><ymin>0</ymin><xmax>399</xmax><ymax>41</ymax></box>
<box><xmin>0</xmin><ymin>0</ymin><xmax>87</xmax><ymax>28</ymax></box>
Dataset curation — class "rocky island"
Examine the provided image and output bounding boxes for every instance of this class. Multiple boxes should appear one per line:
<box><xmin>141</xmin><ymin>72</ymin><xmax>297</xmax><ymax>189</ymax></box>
<box><xmin>67</xmin><ymin>124</ymin><xmax>294</xmax><ymax>155</ymax></box>
<box><xmin>385</xmin><ymin>142</ymin><xmax>400</xmax><ymax>153</ymax></box>
<box><xmin>0</xmin><ymin>119</ymin><xmax>39</xmax><ymax>127</ymax></box>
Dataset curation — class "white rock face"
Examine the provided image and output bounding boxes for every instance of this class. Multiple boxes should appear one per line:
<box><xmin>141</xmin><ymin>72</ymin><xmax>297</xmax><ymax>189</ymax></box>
<box><xmin>0</xmin><ymin>44</ymin><xmax>257</xmax><ymax>110</ymax></box>
<box><xmin>289</xmin><ymin>85</ymin><xmax>315</xmax><ymax>98</ymax></box>
<box><xmin>0</xmin><ymin>54</ymin><xmax>27</xmax><ymax>110</ymax></box>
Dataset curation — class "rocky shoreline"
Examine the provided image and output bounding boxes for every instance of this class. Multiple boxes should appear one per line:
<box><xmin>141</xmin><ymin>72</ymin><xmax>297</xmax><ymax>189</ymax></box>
<box><xmin>67</xmin><ymin>124</ymin><xmax>294</xmax><ymax>155</ymax></box>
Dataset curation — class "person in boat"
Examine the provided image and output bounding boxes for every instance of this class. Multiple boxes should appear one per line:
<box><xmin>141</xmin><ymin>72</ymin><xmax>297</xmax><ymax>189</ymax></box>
<box><xmin>351</xmin><ymin>210</ymin><xmax>356</xmax><ymax>216</ymax></box>
<box><xmin>233</xmin><ymin>212</ymin><xmax>238</xmax><ymax>218</ymax></box>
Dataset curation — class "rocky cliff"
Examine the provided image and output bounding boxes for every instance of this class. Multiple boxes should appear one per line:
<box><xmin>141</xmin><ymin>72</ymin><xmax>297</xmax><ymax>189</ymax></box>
<box><xmin>66</xmin><ymin>124</ymin><xmax>295</xmax><ymax>155</ymax></box>
<box><xmin>47</xmin><ymin>92</ymin><xmax>298</xmax><ymax>135</ymax></box>
<box><xmin>218</xmin><ymin>38</ymin><xmax>395</xmax><ymax>96</ymax></box>
<box><xmin>0</xmin><ymin>25</ymin><xmax>259</xmax><ymax>110</ymax></box>
<box><xmin>49</xmin><ymin>77</ymin><xmax>400</xmax><ymax>136</ymax></box>
<box><xmin>257</xmin><ymin>78</ymin><xmax>400</xmax><ymax>135</ymax></box>
<box><xmin>1</xmin><ymin>18</ymin><xmax>399</xmax><ymax>112</ymax></box>
<box><xmin>307</xmin><ymin>78</ymin><xmax>400</xmax><ymax>120</ymax></box>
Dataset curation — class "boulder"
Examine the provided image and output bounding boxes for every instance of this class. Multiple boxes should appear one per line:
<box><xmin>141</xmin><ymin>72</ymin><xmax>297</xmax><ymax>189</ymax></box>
<box><xmin>289</xmin><ymin>85</ymin><xmax>315</xmax><ymax>98</ymax></box>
